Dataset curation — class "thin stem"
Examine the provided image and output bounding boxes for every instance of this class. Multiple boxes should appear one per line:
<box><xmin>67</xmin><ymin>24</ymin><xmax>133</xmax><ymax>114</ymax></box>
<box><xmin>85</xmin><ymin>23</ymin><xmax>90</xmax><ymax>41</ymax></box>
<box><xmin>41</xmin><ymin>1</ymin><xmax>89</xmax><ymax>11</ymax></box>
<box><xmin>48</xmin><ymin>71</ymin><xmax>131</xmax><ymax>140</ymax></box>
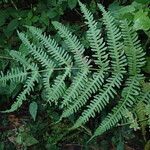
<box><xmin>0</xmin><ymin>56</ymin><xmax>15</xmax><ymax>60</ymax></box>
<box><xmin>74</xmin><ymin>8</ymin><xmax>82</xmax><ymax>17</ymax></box>
<box><xmin>24</xmin><ymin>67</ymin><xmax>100</xmax><ymax>75</ymax></box>
<box><xmin>80</xmin><ymin>125</ymin><xmax>92</xmax><ymax>136</ymax></box>
<box><xmin>10</xmin><ymin>0</ymin><xmax>18</xmax><ymax>10</ymax></box>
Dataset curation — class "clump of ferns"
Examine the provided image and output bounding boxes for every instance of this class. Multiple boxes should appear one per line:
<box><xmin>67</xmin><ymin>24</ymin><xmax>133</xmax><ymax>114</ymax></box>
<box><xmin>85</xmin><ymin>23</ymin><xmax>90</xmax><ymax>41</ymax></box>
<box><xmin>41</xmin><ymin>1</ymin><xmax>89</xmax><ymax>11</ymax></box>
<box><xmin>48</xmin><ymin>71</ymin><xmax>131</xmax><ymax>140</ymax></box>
<box><xmin>0</xmin><ymin>1</ymin><xmax>149</xmax><ymax>141</ymax></box>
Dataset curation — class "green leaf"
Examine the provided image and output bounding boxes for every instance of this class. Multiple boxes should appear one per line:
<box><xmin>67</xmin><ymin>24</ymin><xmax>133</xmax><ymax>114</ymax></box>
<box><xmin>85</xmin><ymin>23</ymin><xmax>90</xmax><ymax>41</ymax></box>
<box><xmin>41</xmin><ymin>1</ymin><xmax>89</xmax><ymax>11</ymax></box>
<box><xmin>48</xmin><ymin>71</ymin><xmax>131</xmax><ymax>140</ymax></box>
<box><xmin>40</xmin><ymin>12</ymin><xmax>49</xmax><ymax>25</ymax></box>
<box><xmin>29</xmin><ymin>101</ymin><xmax>38</xmax><ymax>121</ymax></box>
<box><xmin>23</xmin><ymin>134</ymin><xmax>39</xmax><ymax>146</ymax></box>
<box><xmin>31</xmin><ymin>16</ymin><xmax>39</xmax><ymax>23</ymax></box>
<box><xmin>27</xmin><ymin>11</ymin><xmax>33</xmax><ymax>19</ymax></box>
<box><xmin>133</xmin><ymin>10</ymin><xmax>150</xmax><ymax>31</ymax></box>
<box><xmin>109</xmin><ymin>2</ymin><xmax>135</xmax><ymax>20</ymax></box>
<box><xmin>7</xmin><ymin>19</ymin><xmax>19</xmax><ymax>32</ymax></box>
<box><xmin>19</xmin><ymin>43</ymin><xmax>30</xmax><ymax>56</ymax></box>
<box><xmin>68</xmin><ymin>0</ymin><xmax>77</xmax><ymax>9</ymax></box>
<box><xmin>4</xmin><ymin>19</ymin><xmax>19</xmax><ymax>37</ymax></box>
<box><xmin>16</xmin><ymin>133</ymin><xmax>22</xmax><ymax>145</ymax></box>
<box><xmin>47</xmin><ymin>9</ymin><xmax>58</xmax><ymax>19</ymax></box>
<box><xmin>16</xmin><ymin>132</ymin><xmax>39</xmax><ymax>147</ymax></box>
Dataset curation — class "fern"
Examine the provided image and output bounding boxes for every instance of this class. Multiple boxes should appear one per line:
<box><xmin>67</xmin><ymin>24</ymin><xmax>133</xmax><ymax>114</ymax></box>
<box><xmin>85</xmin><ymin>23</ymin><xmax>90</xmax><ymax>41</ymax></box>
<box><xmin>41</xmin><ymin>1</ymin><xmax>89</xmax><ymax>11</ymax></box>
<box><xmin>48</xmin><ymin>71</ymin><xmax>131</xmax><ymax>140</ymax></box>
<box><xmin>3</xmin><ymin>70</ymin><xmax>39</xmax><ymax>113</ymax></box>
<box><xmin>52</xmin><ymin>21</ymin><xmax>91</xmax><ymax>107</ymax></box>
<box><xmin>133</xmin><ymin>86</ymin><xmax>150</xmax><ymax>139</ymax></box>
<box><xmin>27</xmin><ymin>26</ymin><xmax>71</xmax><ymax>102</ymax></box>
<box><xmin>91</xmin><ymin>76</ymin><xmax>141</xmax><ymax>140</ymax></box>
<box><xmin>47</xmin><ymin>67</ymin><xmax>71</xmax><ymax>104</ymax></box>
<box><xmin>78</xmin><ymin>1</ymin><xmax>108</xmax><ymax>67</ymax></box>
<box><xmin>18</xmin><ymin>32</ymin><xmax>55</xmax><ymax>69</ymax></box>
<box><xmin>90</xmin><ymin>20</ymin><xmax>146</xmax><ymax>140</ymax></box>
<box><xmin>26</xmin><ymin>26</ymin><xmax>72</xmax><ymax>66</ymax></box>
<box><xmin>71</xmin><ymin>3</ymin><xmax>127</xmax><ymax>129</ymax></box>
<box><xmin>0</xmin><ymin>67</ymin><xmax>27</xmax><ymax>86</ymax></box>
<box><xmin>52</xmin><ymin>21</ymin><xmax>90</xmax><ymax>69</ymax></box>
<box><xmin>59</xmin><ymin>2</ymin><xmax>110</xmax><ymax>118</ymax></box>
<box><xmin>2</xmin><ymin>50</ymin><xmax>40</xmax><ymax>112</ymax></box>
<box><xmin>60</xmin><ymin>69</ymin><xmax>105</xmax><ymax>120</ymax></box>
<box><xmin>0</xmin><ymin>1</ymin><xmax>147</xmax><ymax>141</ymax></box>
<box><xmin>9</xmin><ymin>50</ymin><xmax>37</xmax><ymax>71</ymax></box>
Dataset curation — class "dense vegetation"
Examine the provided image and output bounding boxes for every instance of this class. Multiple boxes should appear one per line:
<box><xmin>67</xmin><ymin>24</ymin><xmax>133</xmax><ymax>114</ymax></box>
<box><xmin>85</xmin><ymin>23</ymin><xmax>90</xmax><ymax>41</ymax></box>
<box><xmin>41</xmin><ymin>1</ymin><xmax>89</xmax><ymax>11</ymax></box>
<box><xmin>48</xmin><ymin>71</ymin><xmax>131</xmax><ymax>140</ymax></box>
<box><xmin>0</xmin><ymin>0</ymin><xmax>150</xmax><ymax>149</ymax></box>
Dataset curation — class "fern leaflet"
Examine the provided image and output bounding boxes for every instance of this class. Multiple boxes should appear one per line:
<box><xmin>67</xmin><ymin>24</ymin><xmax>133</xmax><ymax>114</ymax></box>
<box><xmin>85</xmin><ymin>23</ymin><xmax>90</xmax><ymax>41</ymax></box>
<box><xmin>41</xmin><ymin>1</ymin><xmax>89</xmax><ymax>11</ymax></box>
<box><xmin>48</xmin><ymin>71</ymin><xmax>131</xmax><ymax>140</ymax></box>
<box><xmin>2</xmin><ymin>70</ymin><xmax>39</xmax><ymax>113</ymax></box>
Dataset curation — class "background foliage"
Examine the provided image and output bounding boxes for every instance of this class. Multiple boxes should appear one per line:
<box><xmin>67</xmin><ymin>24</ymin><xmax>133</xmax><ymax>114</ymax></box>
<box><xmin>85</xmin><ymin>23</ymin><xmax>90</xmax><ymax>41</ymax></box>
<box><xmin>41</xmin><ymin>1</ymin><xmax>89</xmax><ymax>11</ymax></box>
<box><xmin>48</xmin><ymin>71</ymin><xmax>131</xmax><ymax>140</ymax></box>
<box><xmin>0</xmin><ymin>0</ymin><xmax>149</xmax><ymax>149</ymax></box>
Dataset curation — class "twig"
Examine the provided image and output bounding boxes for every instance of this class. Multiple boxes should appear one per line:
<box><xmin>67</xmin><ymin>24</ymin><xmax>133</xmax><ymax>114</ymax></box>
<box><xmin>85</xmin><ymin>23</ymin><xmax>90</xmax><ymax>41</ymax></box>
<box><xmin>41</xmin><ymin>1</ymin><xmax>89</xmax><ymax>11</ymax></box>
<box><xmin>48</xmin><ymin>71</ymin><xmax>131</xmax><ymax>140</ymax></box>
<box><xmin>10</xmin><ymin>0</ymin><xmax>18</xmax><ymax>10</ymax></box>
<box><xmin>0</xmin><ymin>56</ymin><xmax>15</xmax><ymax>60</ymax></box>
<box><xmin>80</xmin><ymin>125</ymin><xmax>92</xmax><ymax>136</ymax></box>
<box><xmin>74</xmin><ymin>8</ymin><xmax>82</xmax><ymax>17</ymax></box>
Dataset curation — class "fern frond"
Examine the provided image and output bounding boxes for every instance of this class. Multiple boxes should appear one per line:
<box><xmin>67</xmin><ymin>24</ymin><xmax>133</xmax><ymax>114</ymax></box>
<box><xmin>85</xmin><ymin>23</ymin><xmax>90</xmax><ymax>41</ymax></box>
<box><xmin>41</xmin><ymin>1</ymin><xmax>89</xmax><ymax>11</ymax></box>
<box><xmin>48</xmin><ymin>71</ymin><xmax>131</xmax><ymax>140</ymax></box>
<box><xmin>136</xmin><ymin>90</ymin><xmax>150</xmax><ymax>105</ymax></box>
<box><xmin>52</xmin><ymin>21</ymin><xmax>90</xmax><ymax>69</ymax></box>
<box><xmin>0</xmin><ymin>67</ymin><xmax>27</xmax><ymax>86</ymax></box>
<box><xmin>144</xmin><ymin>92</ymin><xmax>150</xmax><ymax>103</ymax></box>
<box><xmin>61</xmin><ymin>69</ymin><xmax>89</xmax><ymax>108</ymax></box>
<box><xmin>120</xmin><ymin>21</ymin><xmax>146</xmax><ymax>75</ymax></box>
<box><xmin>9</xmin><ymin>50</ymin><xmax>37</xmax><ymax>71</ymax></box>
<box><xmin>52</xmin><ymin>21</ymin><xmax>92</xmax><ymax>108</ymax></box>
<box><xmin>91</xmin><ymin>75</ymin><xmax>141</xmax><ymax>139</ymax></box>
<box><xmin>123</xmin><ymin>108</ymin><xmax>140</xmax><ymax>131</ymax></box>
<box><xmin>98</xmin><ymin>4</ymin><xmax>127</xmax><ymax>73</ymax></box>
<box><xmin>79</xmin><ymin>1</ymin><xmax>109</xmax><ymax>68</ymax></box>
<box><xmin>46</xmin><ymin>67</ymin><xmax>71</xmax><ymax>104</ymax></box>
<box><xmin>135</xmin><ymin>95</ymin><xmax>149</xmax><ymax>138</ymax></box>
<box><xmin>140</xmin><ymin>82</ymin><xmax>150</xmax><ymax>103</ymax></box>
<box><xmin>59</xmin><ymin>2</ymin><xmax>111</xmax><ymax>121</ymax></box>
<box><xmin>2</xmin><ymin>70</ymin><xmax>39</xmax><ymax>113</ymax></box>
<box><xmin>60</xmin><ymin>69</ymin><xmax>106</xmax><ymax>120</ymax></box>
<box><xmin>42</xmin><ymin>69</ymin><xmax>54</xmax><ymax>102</ymax></box>
<box><xmin>29</xmin><ymin>24</ymin><xmax>87</xmax><ymax>105</ymax></box>
<box><xmin>72</xmin><ymin>73</ymin><xmax>123</xmax><ymax>129</ymax></box>
<box><xmin>90</xmin><ymin>20</ymin><xmax>145</xmax><ymax>140</ymax></box>
<box><xmin>71</xmin><ymin>4</ymin><xmax>127</xmax><ymax>128</ymax></box>
<box><xmin>18</xmin><ymin>32</ymin><xmax>55</xmax><ymax>69</ymax></box>
<box><xmin>134</xmin><ymin>90</ymin><xmax>150</xmax><ymax>134</ymax></box>
<box><xmin>18</xmin><ymin>32</ymin><xmax>62</xmax><ymax>100</ymax></box>
<box><xmin>27</xmin><ymin>26</ymin><xmax>72</xmax><ymax>66</ymax></box>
